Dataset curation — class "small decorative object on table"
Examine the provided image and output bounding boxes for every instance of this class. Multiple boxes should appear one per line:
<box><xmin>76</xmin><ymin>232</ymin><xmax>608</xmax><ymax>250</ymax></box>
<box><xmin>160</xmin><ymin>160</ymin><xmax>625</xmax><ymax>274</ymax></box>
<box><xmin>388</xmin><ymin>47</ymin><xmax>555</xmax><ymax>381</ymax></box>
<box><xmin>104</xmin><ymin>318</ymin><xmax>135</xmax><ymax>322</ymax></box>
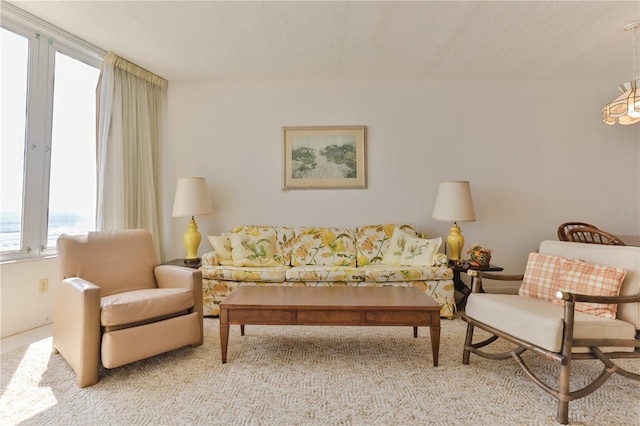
<box><xmin>467</xmin><ymin>243</ymin><xmax>492</xmax><ymax>267</ymax></box>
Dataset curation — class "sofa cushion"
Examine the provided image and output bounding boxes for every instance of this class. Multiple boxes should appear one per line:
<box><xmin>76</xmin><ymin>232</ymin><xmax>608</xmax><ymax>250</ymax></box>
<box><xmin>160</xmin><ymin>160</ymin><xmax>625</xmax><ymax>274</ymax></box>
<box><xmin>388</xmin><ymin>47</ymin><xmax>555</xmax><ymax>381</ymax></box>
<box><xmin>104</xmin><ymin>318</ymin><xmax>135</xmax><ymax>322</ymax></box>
<box><xmin>101</xmin><ymin>288</ymin><xmax>194</xmax><ymax>327</ymax></box>
<box><xmin>399</xmin><ymin>237</ymin><xmax>442</xmax><ymax>266</ymax></box>
<box><xmin>381</xmin><ymin>226</ymin><xmax>417</xmax><ymax>265</ymax></box>
<box><xmin>360</xmin><ymin>264</ymin><xmax>453</xmax><ymax>282</ymax></box>
<box><xmin>200</xmin><ymin>265</ymin><xmax>289</xmax><ymax>282</ymax></box>
<box><xmin>287</xmin><ymin>227</ymin><xmax>356</xmax><ymax>267</ymax></box>
<box><xmin>355</xmin><ymin>224</ymin><xmax>418</xmax><ymax>266</ymax></box>
<box><xmin>466</xmin><ymin>293</ymin><xmax>636</xmax><ymax>353</ymax></box>
<box><xmin>285</xmin><ymin>265</ymin><xmax>364</xmax><ymax>282</ymax></box>
<box><xmin>551</xmin><ymin>259</ymin><xmax>626</xmax><ymax>319</ymax></box>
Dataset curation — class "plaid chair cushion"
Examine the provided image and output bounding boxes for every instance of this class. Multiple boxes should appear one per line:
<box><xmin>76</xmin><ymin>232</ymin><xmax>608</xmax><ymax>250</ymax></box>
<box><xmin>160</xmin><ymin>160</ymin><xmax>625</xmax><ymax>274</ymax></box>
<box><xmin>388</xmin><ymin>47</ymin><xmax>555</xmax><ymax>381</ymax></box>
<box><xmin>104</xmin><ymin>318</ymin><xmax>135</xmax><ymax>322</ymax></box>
<box><xmin>519</xmin><ymin>252</ymin><xmax>627</xmax><ymax>319</ymax></box>
<box><xmin>551</xmin><ymin>259</ymin><xmax>627</xmax><ymax>319</ymax></box>
<box><xmin>519</xmin><ymin>253</ymin><xmax>567</xmax><ymax>301</ymax></box>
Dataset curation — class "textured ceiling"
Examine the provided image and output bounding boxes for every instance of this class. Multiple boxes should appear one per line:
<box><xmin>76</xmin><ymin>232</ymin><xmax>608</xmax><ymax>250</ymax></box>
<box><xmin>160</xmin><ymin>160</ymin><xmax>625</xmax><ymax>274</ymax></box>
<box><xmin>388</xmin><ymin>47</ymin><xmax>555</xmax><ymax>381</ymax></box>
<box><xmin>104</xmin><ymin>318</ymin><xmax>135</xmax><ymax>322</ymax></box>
<box><xmin>5</xmin><ymin>1</ymin><xmax>640</xmax><ymax>82</ymax></box>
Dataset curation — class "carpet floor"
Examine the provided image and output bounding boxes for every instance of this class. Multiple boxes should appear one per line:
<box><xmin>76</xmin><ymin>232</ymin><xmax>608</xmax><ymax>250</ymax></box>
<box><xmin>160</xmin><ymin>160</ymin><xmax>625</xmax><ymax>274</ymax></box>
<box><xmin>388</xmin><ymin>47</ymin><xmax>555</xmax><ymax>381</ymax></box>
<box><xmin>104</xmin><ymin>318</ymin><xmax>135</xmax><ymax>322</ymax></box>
<box><xmin>1</xmin><ymin>317</ymin><xmax>638</xmax><ymax>425</ymax></box>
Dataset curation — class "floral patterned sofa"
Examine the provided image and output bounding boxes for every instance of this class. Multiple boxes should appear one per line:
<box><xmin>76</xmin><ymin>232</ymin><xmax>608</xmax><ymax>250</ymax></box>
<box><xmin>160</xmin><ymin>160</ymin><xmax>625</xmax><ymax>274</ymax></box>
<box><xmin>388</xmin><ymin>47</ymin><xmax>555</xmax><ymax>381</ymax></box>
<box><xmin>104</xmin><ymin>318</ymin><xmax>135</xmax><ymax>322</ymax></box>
<box><xmin>200</xmin><ymin>224</ymin><xmax>455</xmax><ymax>318</ymax></box>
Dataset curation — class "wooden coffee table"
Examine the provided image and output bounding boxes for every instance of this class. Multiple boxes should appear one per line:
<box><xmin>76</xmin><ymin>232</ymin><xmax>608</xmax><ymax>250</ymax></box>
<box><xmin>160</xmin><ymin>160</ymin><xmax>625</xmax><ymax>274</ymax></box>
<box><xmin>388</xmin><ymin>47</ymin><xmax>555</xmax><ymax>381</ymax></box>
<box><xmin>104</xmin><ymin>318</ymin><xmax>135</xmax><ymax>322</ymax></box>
<box><xmin>219</xmin><ymin>286</ymin><xmax>441</xmax><ymax>366</ymax></box>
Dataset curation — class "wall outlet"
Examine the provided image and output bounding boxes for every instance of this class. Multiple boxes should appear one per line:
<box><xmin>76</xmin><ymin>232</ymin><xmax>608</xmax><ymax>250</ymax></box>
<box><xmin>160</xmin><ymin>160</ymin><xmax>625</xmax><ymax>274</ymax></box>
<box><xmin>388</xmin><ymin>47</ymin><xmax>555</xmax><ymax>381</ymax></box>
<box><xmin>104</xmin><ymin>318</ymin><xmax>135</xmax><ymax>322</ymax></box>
<box><xmin>38</xmin><ymin>278</ymin><xmax>49</xmax><ymax>293</ymax></box>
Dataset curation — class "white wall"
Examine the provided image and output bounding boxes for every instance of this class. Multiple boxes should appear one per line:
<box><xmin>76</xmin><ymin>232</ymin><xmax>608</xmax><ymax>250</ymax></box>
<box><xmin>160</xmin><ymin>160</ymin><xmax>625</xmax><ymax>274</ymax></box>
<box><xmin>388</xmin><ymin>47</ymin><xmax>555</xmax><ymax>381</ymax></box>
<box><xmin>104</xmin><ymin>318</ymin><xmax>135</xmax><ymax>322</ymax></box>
<box><xmin>0</xmin><ymin>257</ymin><xmax>58</xmax><ymax>337</ymax></box>
<box><xmin>162</xmin><ymin>79</ymin><xmax>639</xmax><ymax>276</ymax></box>
<box><xmin>3</xmin><ymin>78</ymin><xmax>638</xmax><ymax>337</ymax></box>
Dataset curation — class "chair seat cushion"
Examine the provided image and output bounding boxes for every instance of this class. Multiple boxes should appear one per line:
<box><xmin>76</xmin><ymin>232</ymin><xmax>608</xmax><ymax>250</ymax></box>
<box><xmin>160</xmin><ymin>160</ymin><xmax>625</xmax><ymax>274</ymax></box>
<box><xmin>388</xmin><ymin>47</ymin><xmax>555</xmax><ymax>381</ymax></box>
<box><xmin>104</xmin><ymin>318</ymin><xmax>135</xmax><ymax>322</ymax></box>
<box><xmin>101</xmin><ymin>288</ymin><xmax>194</xmax><ymax>327</ymax></box>
<box><xmin>466</xmin><ymin>293</ymin><xmax>636</xmax><ymax>353</ymax></box>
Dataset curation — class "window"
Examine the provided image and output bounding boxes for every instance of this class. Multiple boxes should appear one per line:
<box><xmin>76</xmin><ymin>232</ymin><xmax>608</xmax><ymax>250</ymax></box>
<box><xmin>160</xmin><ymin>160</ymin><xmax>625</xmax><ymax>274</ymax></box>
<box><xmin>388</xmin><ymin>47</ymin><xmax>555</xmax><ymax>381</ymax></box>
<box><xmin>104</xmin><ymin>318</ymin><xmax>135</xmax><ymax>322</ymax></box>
<box><xmin>1</xmin><ymin>15</ymin><xmax>102</xmax><ymax>261</ymax></box>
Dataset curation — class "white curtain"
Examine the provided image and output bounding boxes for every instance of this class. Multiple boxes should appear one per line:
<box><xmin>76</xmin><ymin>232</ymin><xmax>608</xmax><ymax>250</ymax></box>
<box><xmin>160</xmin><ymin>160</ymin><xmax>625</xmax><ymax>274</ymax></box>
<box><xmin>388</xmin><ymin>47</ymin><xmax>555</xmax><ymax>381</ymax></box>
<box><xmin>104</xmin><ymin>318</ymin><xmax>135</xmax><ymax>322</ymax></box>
<box><xmin>96</xmin><ymin>52</ymin><xmax>167</xmax><ymax>259</ymax></box>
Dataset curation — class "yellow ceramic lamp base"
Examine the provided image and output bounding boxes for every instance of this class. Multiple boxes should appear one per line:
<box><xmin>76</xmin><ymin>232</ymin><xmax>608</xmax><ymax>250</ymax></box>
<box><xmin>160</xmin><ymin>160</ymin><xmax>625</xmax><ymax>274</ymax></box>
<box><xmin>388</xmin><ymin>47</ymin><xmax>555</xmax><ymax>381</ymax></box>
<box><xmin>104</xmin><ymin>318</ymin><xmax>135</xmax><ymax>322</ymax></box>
<box><xmin>447</xmin><ymin>222</ymin><xmax>465</xmax><ymax>261</ymax></box>
<box><xmin>183</xmin><ymin>217</ymin><xmax>202</xmax><ymax>261</ymax></box>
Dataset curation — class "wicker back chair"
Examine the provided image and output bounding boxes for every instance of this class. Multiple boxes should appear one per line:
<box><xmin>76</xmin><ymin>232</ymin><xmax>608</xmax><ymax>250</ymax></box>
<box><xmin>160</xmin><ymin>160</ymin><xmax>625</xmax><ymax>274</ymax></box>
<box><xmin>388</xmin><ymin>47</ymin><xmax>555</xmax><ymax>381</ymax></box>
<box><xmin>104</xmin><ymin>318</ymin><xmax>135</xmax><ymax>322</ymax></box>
<box><xmin>566</xmin><ymin>227</ymin><xmax>626</xmax><ymax>246</ymax></box>
<box><xmin>462</xmin><ymin>241</ymin><xmax>640</xmax><ymax>424</ymax></box>
<box><xmin>557</xmin><ymin>222</ymin><xmax>599</xmax><ymax>241</ymax></box>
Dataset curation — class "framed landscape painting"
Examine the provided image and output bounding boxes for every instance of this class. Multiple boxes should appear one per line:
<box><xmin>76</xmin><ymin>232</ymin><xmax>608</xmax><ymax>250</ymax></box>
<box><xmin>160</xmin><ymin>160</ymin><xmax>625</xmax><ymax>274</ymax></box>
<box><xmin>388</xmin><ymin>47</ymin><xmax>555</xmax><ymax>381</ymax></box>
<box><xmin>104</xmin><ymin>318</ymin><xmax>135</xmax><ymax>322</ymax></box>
<box><xmin>282</xmin><ymin>126</ymin><xmax>367</xmax><ymax>190</ymax></box>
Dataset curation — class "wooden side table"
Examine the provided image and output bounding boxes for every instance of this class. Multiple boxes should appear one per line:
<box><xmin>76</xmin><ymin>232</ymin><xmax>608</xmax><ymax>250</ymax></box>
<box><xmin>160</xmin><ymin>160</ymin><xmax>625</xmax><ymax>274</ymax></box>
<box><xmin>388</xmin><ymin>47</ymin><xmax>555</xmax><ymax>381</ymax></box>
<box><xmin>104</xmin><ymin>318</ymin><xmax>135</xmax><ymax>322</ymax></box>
<box><xmin>161</xmin><ymin>258</ymin><xmax>202</xmax><ymax>269</ymax></box>
<box><xmin>451</xmin><ymin>261</ymin><xmax>503</xmax><ymax>310</ymax></box>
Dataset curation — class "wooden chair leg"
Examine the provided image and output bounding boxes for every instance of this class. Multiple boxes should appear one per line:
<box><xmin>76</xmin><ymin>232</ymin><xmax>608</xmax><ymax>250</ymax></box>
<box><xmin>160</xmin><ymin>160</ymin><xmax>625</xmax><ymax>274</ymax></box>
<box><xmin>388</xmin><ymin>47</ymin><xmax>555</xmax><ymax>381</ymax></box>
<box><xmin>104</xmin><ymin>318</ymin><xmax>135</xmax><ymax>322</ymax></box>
<box><xmin>463</xmin><ymin>322</ymin><xmax>474</xmax><ymax>364</ymax></box>
<box><xmin>556</xmin><ymin>359</ymin><xmax>571</xmax><ymax>424</ymax></box>
<box><xmin>556</xmin><ymin>400</ymin><xmax>569</xmax><ymax>425</ymax></box>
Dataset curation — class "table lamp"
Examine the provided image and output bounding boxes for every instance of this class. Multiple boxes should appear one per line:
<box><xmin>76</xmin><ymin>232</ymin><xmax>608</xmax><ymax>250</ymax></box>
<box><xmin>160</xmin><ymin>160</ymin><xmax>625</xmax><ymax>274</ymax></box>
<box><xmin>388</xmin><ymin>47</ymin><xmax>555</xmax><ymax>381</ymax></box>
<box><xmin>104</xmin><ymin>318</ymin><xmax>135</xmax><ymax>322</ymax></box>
<box><xmin>432</xmin><ymin>181</ymin><xmax>476</xmax><ymax>263</ymax></box>
<box><xmin>172</xmin><ymin>177</ymin><xmax>213</xmax><ymax>264</ymax></box>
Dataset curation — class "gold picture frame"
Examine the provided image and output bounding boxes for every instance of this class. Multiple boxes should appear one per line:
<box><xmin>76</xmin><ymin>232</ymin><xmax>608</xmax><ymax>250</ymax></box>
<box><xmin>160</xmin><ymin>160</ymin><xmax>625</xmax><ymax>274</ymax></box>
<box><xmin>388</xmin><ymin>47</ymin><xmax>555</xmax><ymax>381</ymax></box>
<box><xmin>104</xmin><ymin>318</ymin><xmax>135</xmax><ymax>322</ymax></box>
<box><xmin>282</xmin><ymin>126</ymin><xmax>367</xmax><ymax>190</ymax></box>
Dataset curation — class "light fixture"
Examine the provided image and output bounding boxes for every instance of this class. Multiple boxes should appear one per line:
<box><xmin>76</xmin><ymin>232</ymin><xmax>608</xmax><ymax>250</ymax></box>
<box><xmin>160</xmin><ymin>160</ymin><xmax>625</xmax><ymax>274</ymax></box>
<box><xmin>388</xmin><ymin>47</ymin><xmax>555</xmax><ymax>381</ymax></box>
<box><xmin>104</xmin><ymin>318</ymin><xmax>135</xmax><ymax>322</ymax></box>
<box><xmin>172</xmin><ymin>177</ymin><xmax>214</xmax><ymax>264</ymax></box>
<box><xmin>603</xmin><ymin>20</ymin><xmax>640</xmax><ymax>125</ymax></box>
<box><xmin>432</xmin><ymin>181</ymin><xmax>476</xmax><ymax>263</ymax></box>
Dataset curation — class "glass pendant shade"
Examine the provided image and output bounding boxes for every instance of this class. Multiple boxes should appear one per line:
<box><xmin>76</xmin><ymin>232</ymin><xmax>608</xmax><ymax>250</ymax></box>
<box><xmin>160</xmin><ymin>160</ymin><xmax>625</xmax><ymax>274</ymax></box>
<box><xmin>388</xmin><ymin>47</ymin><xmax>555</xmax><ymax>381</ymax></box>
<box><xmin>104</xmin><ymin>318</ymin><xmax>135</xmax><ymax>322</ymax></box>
<box><xmin>603</xmin><ymin>21</ymin><xmax>640</xmax><ymax>126</ymax></box>
<box><xmin>602</xmin><ymin>79</ymin><xmax>640</xmax><ymax>125</ymax></box>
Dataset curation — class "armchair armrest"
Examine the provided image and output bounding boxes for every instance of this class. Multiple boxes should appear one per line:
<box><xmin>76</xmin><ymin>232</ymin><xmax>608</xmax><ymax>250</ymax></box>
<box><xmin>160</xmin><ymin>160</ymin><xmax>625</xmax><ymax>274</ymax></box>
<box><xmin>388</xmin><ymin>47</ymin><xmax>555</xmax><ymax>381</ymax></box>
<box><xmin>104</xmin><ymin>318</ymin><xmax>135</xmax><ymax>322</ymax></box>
<box><xmin>555</xmin><ymin>291</ymin><xmax>640</xmax><ymax>305</ymax></box>
<box><xmin>553</xmin><ymin>291</ymin><xmax>640</xmax><ymax>355</ymax></box>
<box><xmin>52</xmin><ymin>277</ymin><xmax>101</xmax><ymax>387</ymax></box>
<box><xmin>154</xmin><ymin>265</ymin><xmax>202</xmax><ymax>290</ymax></box>
<box><xmin>467</xmin><ymin>270</ymin><xmax>524</xmax><ymax>293</ymax></box>
<box><xmin>154</xmin><ymin>265</ymin><xmax>203</xmax><ymax>344</ymax></box>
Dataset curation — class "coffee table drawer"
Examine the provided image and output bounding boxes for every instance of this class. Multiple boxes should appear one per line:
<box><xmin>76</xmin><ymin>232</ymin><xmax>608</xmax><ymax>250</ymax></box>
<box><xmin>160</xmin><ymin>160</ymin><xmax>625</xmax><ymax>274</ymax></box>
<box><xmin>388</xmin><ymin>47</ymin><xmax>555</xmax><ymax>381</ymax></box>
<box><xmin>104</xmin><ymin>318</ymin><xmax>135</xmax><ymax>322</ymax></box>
<box><xmin>228</xmin><ymin>309</ymin><xmax>292</xmax><ymax>323</ymax></box>
<box><xmin>297</xmin><ymin>310</ymin><xmax>362</xmax><ymax>324</ymax></box>
<box><xmin>366</xmin><ymin>310</ymin><xmax>433</xmax><ymax>325</ymax></box>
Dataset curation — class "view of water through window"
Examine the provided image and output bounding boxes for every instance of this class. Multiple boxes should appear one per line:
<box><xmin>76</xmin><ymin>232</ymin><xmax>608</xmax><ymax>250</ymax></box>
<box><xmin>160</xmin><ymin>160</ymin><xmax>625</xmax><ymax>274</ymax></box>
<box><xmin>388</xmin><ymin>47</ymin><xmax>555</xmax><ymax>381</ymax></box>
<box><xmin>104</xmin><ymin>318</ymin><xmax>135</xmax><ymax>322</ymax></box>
<box><xmin>0</xmin><ymin>28</ymin><xmax>28</xmax><ymax>252</ymax></box>
<box><xmin>47</xmin><ymin>51</ymin><xmax>100</xmax><ymax>248</ymax></box>
<box><xmin>1</xmin><ymin>27</ymin><xmax>99</xmax><ymax>255</ymax></box>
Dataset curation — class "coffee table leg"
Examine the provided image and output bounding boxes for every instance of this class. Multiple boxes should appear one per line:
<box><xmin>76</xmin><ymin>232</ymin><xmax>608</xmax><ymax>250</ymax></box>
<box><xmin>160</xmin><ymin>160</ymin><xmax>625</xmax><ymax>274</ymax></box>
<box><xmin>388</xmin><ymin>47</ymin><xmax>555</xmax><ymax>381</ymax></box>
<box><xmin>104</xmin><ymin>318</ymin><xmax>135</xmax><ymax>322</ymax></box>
<box><xmin>220</xmin><ymin>308</ymin><xmax>229</xmax><ymax>363</ymax></box>
<box><xmin>430</xmin><ymin>323</ymin><xmax>440</xmax><ymax>367</ymax></box>
<box><xmin>413</xmin><ymin>326</ymin><xmax>418</xmax><ymax>338</ymax></box>
<box><xmin>240</xmin><ymin>325</ymin><xmax>245</xmax><ymax>336</ymax></box>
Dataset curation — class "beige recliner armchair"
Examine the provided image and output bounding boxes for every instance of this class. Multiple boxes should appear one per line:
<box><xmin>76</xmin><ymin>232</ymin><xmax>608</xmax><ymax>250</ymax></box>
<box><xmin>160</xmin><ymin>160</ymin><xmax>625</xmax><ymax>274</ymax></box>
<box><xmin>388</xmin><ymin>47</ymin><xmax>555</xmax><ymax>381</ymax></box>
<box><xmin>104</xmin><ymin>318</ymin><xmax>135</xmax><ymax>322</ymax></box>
<box><xmin>54</xmin><ymin>230</ymin><xmax>203</xmax><ymax>387</ymax></box>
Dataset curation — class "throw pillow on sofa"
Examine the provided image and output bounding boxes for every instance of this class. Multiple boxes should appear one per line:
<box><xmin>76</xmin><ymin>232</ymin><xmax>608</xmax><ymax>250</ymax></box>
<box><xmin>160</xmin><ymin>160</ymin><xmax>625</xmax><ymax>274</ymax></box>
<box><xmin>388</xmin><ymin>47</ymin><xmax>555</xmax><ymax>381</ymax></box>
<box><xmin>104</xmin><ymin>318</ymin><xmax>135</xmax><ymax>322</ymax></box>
<box><xmin>229</xmin><ymin>231</ymin><xmax>281</xmax><ymax>267</ymax></box>
<box><xmin>399</xmin><ymin>236</ymin><xmax>442</xmax><ymax>266</ymax></box>
<box><xmin>355</xmin><ymin>224</ymin><xmax>419</xmax><ymax>266</ymax></box>
<box><xmin>381</xmin><ymin>227</ymin><xmax>415</xmax><ymax>265</ymax></box>
<box><xmin>207</xmin><ymin>234</ymin><xmax>234</xmax><ymax>265</ymax></box>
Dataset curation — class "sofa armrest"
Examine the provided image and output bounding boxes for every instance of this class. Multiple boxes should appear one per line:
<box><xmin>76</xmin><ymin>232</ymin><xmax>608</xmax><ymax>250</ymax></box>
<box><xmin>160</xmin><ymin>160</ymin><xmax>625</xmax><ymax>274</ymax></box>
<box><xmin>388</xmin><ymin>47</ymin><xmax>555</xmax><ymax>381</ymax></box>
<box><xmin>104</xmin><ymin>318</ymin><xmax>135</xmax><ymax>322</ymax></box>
<box><xmin>154</xmin><ymin>265</ymin><xmax>203</xmax><ymax>344</ymax></box>
<box><xmin>52</xmin><ymin>277</ymin><xmax>101</xmax><ymax>387</ymax></box>
<box><xmin>202</xmin><ymin>251</ymin><xmax>220</xmax><ymax>266</ymax></box>
<box><xmin>467</xmin><ymin>270</ymin><xmax>524</xmax><ymax>294</ymax></box>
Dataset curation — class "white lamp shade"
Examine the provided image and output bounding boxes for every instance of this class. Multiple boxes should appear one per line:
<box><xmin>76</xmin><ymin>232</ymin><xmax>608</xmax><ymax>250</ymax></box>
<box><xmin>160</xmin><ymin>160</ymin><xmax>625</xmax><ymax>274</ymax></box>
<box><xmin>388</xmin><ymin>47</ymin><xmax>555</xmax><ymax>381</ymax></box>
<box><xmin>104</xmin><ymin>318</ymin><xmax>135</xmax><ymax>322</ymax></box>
<box><xmin>432</xmin><ymin>181</ymin><xmax>476</xmax><ymax>222</ymax></box>
<box><xmin>172</xmin><ymin>177</ymin><xmax>214</xmax><ymax>217</ymax></box>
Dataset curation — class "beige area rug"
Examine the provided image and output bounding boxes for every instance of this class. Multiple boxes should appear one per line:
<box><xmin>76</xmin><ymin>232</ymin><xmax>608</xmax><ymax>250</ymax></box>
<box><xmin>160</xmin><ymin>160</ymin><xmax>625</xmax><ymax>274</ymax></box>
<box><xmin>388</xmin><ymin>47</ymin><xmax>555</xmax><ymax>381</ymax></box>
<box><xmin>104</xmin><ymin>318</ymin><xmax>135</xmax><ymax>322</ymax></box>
<box><xmin>1</xmin><ymin>317</ymin><xmax>638</xmax><ymax>426</ymax></box>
